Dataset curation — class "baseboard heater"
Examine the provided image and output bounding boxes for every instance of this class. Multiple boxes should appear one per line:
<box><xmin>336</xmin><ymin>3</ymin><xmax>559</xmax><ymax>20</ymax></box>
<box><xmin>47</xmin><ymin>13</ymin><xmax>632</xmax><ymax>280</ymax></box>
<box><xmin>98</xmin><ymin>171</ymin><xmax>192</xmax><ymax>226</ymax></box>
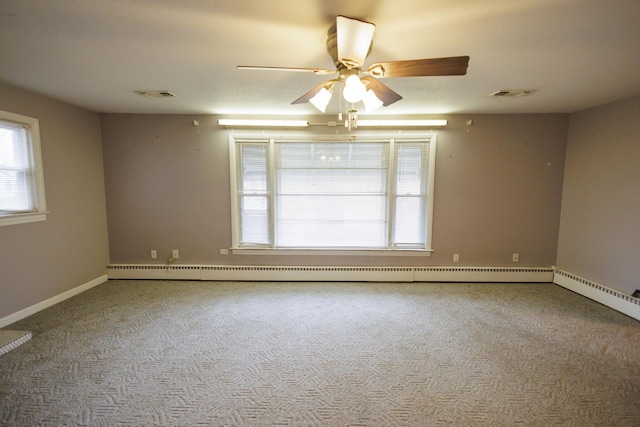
<box><xmin>0</xmin><ymin>330</ymin><xmax>32</xmax><ymax>357</ymax></box>
<box><xmin>553</xmin><ymin>268</ymin><xmax>640</xmax><ymax>321</ymax></box>
<box><xmin>107</xmin><ymin>264</ymin><xmax>553</xmax><ymax>283</ymax></box>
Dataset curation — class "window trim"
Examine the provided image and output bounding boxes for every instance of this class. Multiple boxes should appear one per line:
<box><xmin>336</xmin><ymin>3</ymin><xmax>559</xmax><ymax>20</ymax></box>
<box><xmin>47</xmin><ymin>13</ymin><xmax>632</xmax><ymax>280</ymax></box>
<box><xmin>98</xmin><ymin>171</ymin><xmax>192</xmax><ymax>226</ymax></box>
<box><xmin>228</xmin><ymin>132</ymin><xmax>436</xmax><ymax>256</ymax></box>
<box><xmin>0</xmin><ymin>110</ymin><xmax>47</xmax><ymax>226</ymax></box>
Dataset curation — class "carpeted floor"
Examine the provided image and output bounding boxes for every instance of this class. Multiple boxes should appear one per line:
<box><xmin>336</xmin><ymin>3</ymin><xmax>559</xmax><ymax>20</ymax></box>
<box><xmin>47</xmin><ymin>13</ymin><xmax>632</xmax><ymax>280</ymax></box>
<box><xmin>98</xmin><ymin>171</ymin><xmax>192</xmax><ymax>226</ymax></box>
<box><xmin>1</xmin><ymin>280</ymin><xmax>639</xmax><ymax>426</ymax></box>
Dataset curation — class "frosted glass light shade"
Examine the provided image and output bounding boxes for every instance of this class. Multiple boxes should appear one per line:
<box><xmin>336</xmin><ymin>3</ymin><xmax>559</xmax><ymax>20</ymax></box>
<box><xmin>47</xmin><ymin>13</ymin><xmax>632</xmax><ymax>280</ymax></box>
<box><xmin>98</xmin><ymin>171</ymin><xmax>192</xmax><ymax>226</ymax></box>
<box><xmin>363</xmin><ymin>90</ymin><xmax>383</xmax><ymax>113</ymax></box>
<box><xmin>336</xmin><ymin>16</ymin><xmax>375</xmax><ymax>68</ymax></box>
<box><xmin>309</xmin><ymin>87</ymin><xmax>333</xmax><ymax>113</ymax></box>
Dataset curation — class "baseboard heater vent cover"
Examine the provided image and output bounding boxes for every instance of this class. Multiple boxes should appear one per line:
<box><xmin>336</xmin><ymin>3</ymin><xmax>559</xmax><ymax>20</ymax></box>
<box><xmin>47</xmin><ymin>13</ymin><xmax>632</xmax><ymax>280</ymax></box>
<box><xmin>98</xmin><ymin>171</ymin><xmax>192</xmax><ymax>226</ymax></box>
<box><xmin>0</xmin><ymin>330</ymin><xmax>32</xmax><ymax>357</ymax></box>
<box><xmin>108</xmin><ymin>264</ymin><xmax>553</xmax><ymax>283</ymax></box>
<box><xmin>553</xmin><ymin>268</ymin><xmax>640</xmax><ymax>321</ymax></box>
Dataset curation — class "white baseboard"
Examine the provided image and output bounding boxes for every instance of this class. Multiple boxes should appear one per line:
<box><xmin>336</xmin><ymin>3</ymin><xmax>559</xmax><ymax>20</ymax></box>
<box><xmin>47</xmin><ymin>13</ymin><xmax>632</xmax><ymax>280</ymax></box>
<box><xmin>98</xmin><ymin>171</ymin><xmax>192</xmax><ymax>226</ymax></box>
<box><xmin>0</xmin><ymin>275</ymin><xmax>108</xmax><ymax>328</ymax></box>
<box><xmin>553</xmin><ymin>268</ymin><xmax>640</xmax><ymax>321</ymax></box>
<box><xmin>107</xmin><ymin>264</ymin><xmax>553</xmax><ymax>283</ymax></box>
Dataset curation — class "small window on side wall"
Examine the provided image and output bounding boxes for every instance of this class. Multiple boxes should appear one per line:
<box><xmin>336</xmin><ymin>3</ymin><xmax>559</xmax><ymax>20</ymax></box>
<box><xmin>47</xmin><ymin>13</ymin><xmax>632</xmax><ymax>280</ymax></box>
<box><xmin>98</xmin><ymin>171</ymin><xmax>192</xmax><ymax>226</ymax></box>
<box><xmin>0</xmin><ymin>110</ymin><xmax>47</xmax><ymax>226</ymax></box>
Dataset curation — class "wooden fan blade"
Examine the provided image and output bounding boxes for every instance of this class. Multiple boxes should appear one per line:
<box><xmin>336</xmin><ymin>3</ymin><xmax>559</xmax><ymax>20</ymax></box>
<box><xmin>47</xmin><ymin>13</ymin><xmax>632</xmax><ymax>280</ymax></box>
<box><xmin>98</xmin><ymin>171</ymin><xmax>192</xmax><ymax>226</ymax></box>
<box><xmin>367</xmin><ymin>56</ymin><xmax>470</xmax><ymax>78</ymax></box>
<box><xmin>291</xmin><ymin>80</ymin><xmax>333</xmax><ymax>105</ymax></box>
<box><xmin>361</xmin><ymin>76</ymin><xmax>403</xmax><ymax>106</ymax></box>
<box><xmin>238</xmin><ymin>65</ymin><xmax>335</xmax><ymax>75</ymax></box>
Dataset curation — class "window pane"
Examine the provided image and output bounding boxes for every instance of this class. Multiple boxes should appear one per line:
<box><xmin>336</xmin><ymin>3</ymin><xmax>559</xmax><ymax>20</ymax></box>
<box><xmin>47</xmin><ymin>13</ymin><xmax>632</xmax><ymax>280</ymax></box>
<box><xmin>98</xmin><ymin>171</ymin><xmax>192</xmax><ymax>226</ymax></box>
<box><xmin>0</xmin><ymin>170</ymin><xmax>32</xmax><ymax>211</ymax></box>
<box><xmin>0</xmin><ymin>121</ymin><xmax>36</xmax><ymax>212</ymax></box>
<box><xmin>392</xmin><ymin>142</ymin><xmax>429</xmax><ymax>248</ymax></box>
<box><xmin>278</xmin><ymin>168</ymin><xmax>386</xmax><ymax>194</ymax></box>
<box><xmin>275</xmin><ymin>141</ymin><xmax>389</xmax><ymax>248</ymax></box>
<box><xmin>276</xmin><ymin>142</ymin><xmax>388</xmax><ymax>169</ymax></box>
<box><xmin>237</xmin><ymin>143</ymin><xmax>270</xmax><ymax>246</ymax></box>
<box><xmin>393</xmin><ymin>196</ymin><xmax>425</xmax><ymax>245</ymax></box>
<box><xmin>0</xmin><ymin>124</ymin><xmax>29</xmax><ymax>169</ymax></box>
<box><xmin>240</xmin><ymin>196</ymin><xmax>269</xmax><ymax>245</ymax></box>
<box><xmin>238</xmin><ymin>144</ymin><xmax>268</xmax><ymax>193</ymax></box>
<box><xmin>276</xmin><ymin>195</ymin><xmax>387</xmax><ymax>247</ymax></box>
<box><xmin>395</xmin><ymin>145</ymin><xmax>426</xmax><ymax>195</ymax></box>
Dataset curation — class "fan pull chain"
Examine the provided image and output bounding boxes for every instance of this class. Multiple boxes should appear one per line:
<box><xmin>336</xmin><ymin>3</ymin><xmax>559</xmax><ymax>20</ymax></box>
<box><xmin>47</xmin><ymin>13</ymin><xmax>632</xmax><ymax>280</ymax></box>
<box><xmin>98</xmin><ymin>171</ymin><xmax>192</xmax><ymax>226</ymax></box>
<box><xmin>338</xmin><ymin>84</ymin><xmax>343</xmax><ymax>121</ymax></box>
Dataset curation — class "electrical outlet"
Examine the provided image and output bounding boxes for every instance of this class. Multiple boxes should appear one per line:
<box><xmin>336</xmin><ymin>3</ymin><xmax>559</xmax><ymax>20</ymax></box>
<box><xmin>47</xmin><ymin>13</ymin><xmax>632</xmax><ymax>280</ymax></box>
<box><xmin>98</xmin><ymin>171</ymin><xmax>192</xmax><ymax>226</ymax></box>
<box><xmin>512</xmin><ymin>253</ymin><xmax>519</xmax><ymax>262</ymax></box>
<box><xmin>453</xmin><ymin>253</ymin><xmax>460</xmax><ymax>263</ymax></box>
<box><xmin>151</xmin><ymin>250</ymin><xmax>157</xmax><ymax>259</ymax></box>
<box><xmin>220</xmin><ymin>249</ymin><xmax>229</xmax><ymax>255</ymax></box>
<box><xmin>172</xmin><ymin>249</ymin><xmax>179</xmax><ymax>259</ymax></box>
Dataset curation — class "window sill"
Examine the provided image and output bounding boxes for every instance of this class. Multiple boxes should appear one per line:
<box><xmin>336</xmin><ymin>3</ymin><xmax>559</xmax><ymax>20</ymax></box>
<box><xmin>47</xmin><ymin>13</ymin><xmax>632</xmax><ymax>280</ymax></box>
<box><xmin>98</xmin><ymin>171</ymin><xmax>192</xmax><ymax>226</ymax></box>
<box><xmin>230</xmin><ymin>248</ymin><xmax>433</xmax><ymax>257</ymax></box>
<box><xmin>0</xmin><ymin>211</ymin><xmax>48</xmax><ymax>227</ymax></box>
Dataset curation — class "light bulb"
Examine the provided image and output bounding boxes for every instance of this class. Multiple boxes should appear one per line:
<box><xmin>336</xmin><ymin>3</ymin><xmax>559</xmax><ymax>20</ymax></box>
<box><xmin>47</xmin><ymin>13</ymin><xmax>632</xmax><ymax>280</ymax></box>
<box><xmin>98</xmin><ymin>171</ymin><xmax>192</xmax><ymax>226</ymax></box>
<box><xmin>343</xmin><ymin>75</ymin><xmax>366</xmax><ymax>103</ymax></box>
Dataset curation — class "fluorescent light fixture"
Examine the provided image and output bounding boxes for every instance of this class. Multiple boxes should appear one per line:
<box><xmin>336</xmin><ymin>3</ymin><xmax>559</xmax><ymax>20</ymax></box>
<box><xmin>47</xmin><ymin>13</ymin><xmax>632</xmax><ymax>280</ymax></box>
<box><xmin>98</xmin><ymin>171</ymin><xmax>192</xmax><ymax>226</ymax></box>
<box><xmin>218</xmin><ymin>119</ymin><xmax>309</xmax><ymax>127</ymax></box>
<box><xmin>357</xmin><ymin>119</ymin><xmax>448</xmax><ymax>127</ymax></box>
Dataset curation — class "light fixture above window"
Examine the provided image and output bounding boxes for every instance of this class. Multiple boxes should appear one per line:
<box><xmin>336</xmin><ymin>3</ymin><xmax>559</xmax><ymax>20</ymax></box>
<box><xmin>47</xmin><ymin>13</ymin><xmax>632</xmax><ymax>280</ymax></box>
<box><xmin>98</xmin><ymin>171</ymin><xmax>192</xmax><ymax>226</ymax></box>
<box><xmin>217</xmin><ymin>119</ymin><xmax>309</xmax><ymax>127</ymax></box>
<box><xmin>357</xmin><ymin>119</ymin><xmax>448</xmax><ymax>127</ymax></box>
<box><xmin>217</xmin><ymin>118</ymin><xmax>447</xmax><ymax>130</ymax></box>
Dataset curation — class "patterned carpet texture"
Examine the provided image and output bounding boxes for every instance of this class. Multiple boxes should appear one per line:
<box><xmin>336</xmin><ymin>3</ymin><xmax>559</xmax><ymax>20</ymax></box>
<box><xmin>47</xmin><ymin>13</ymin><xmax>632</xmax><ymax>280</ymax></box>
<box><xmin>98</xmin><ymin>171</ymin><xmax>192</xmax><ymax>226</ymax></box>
<box><xmin>1</xmin><ymin>280</ymin><xmax>639</xmax><ymax>426</ymax></box>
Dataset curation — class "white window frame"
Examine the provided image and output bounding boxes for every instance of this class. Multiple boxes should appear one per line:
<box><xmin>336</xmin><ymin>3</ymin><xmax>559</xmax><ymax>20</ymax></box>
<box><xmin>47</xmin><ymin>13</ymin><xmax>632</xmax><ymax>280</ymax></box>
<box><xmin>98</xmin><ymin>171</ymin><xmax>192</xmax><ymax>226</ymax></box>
<box><xmin>0</xmin><ymin>110</ymin><xmax>47</xmax><ymax>226</ymax></box>
<box><xmin>228</xmin><ymin>133</ymin><xmax>436</xmax><ymax>256</ymax></box>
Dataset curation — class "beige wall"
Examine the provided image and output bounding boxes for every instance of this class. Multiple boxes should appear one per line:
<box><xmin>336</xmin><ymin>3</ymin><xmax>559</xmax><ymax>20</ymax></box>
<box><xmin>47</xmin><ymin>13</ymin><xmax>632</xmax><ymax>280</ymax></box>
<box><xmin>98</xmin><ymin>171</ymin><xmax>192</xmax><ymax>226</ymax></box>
<box><xmin>101</xmin><ymin>113</ymin><xmax>568</xmax><ymax>267</ymax></box>
<box><xmin>557</xmin><ymin>95</ymin><xmax>640</xmax><ymax>294</ymax></box>
<box><xmin>0</xmin><ymin>82</ymin><xmax>110</xmax><ymax>320</ymax></box>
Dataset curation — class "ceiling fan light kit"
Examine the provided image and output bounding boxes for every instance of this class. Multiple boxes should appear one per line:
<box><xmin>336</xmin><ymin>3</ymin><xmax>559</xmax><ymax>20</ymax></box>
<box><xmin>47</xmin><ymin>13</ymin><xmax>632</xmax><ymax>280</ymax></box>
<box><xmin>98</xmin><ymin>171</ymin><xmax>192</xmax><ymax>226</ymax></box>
<box><xmin>238</xmin><ymin>15</ymin><xmax>469</xmax><ymax>128</ymax></box>
<box><xmin>343</xmin><ymin>74</ymin><xmax>367</xmax><ymax>103</ymax></box>
<box><xmin>335</xmin><ymin>16</ymin><xmax>376</xmax><ymax>69</ymax></box>
<box><xmin>309</xmin><ymin>86</ymin><xmax>333</xmax><ymax>113</ymax></box>
<box><xmin>363</xmin><ymin>89</ymin><xmax>384</xmax><ymax>113</ymax></box>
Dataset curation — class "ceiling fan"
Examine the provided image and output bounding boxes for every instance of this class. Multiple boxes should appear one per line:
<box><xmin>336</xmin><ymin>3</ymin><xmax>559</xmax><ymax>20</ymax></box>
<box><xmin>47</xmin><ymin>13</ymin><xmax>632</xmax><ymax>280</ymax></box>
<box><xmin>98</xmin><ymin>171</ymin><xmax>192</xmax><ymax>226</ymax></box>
<box><xmin>238</xmin><ymin>16</ymin><xmax>470</xmax><ymax>118</ymax></box>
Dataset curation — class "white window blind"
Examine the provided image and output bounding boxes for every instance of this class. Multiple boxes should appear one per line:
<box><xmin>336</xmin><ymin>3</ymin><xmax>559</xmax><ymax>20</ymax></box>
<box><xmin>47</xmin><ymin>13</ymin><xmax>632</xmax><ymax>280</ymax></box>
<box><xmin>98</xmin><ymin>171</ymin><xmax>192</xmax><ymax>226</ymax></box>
<box><xmin>392</xmin><ymin>142</ymin><xmax>429</xmax><ymax>248</ymax></box>
<box><xmin>275</xmin><ymin>142</ymin><xmax>389</xmax><ymax>248</ymax></box>
<box><xmin>236</xmin><ymin>143</ymin><xmax>270</xmax><ymax>246</ymax></box>
<box><xmin>0</xmin><ymin>120</ymin><xmax>37</xmax><ymax>212</ymax></box>
<box><xmin>0</xmin><ymin>110</ymin><xmax>46</xmax><ymax>226</ymax></box>
<box><xmin>230</xmin><ymin>135</ymin><xmax>435</xmax><ymax>252</ymax></box>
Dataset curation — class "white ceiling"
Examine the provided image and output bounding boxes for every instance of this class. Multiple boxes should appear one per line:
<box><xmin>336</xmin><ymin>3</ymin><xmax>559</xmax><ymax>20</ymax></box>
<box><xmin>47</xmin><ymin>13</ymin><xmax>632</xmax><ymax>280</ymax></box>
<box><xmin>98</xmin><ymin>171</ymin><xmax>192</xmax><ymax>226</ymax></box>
<box><xmin>1</xmin><ymin>0</ymin><xmax>639</xmax><ymax>116</ymax></box>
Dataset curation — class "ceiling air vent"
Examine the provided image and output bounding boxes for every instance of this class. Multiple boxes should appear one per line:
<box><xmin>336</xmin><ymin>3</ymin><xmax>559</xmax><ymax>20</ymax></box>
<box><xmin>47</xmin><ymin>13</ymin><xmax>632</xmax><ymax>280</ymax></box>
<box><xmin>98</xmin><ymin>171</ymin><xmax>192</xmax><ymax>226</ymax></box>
<box><xmin>134</xmin><ymin>90</ymin><xmax>177</xmax><ymax>98</ymax></box>
<box><xmin>489</xmin><ymin>89</ymin><xmax>535</xmax><ymax>97</ymax></box>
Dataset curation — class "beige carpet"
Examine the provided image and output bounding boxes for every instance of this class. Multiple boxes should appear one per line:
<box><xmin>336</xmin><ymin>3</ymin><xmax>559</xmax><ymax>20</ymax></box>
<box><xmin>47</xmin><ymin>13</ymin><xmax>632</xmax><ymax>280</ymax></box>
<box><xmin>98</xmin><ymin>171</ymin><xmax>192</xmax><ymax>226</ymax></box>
<box><xmin>1</xmin><ymin>280</ymin><xmax>639</xmax><ymax>426</ymax></box>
